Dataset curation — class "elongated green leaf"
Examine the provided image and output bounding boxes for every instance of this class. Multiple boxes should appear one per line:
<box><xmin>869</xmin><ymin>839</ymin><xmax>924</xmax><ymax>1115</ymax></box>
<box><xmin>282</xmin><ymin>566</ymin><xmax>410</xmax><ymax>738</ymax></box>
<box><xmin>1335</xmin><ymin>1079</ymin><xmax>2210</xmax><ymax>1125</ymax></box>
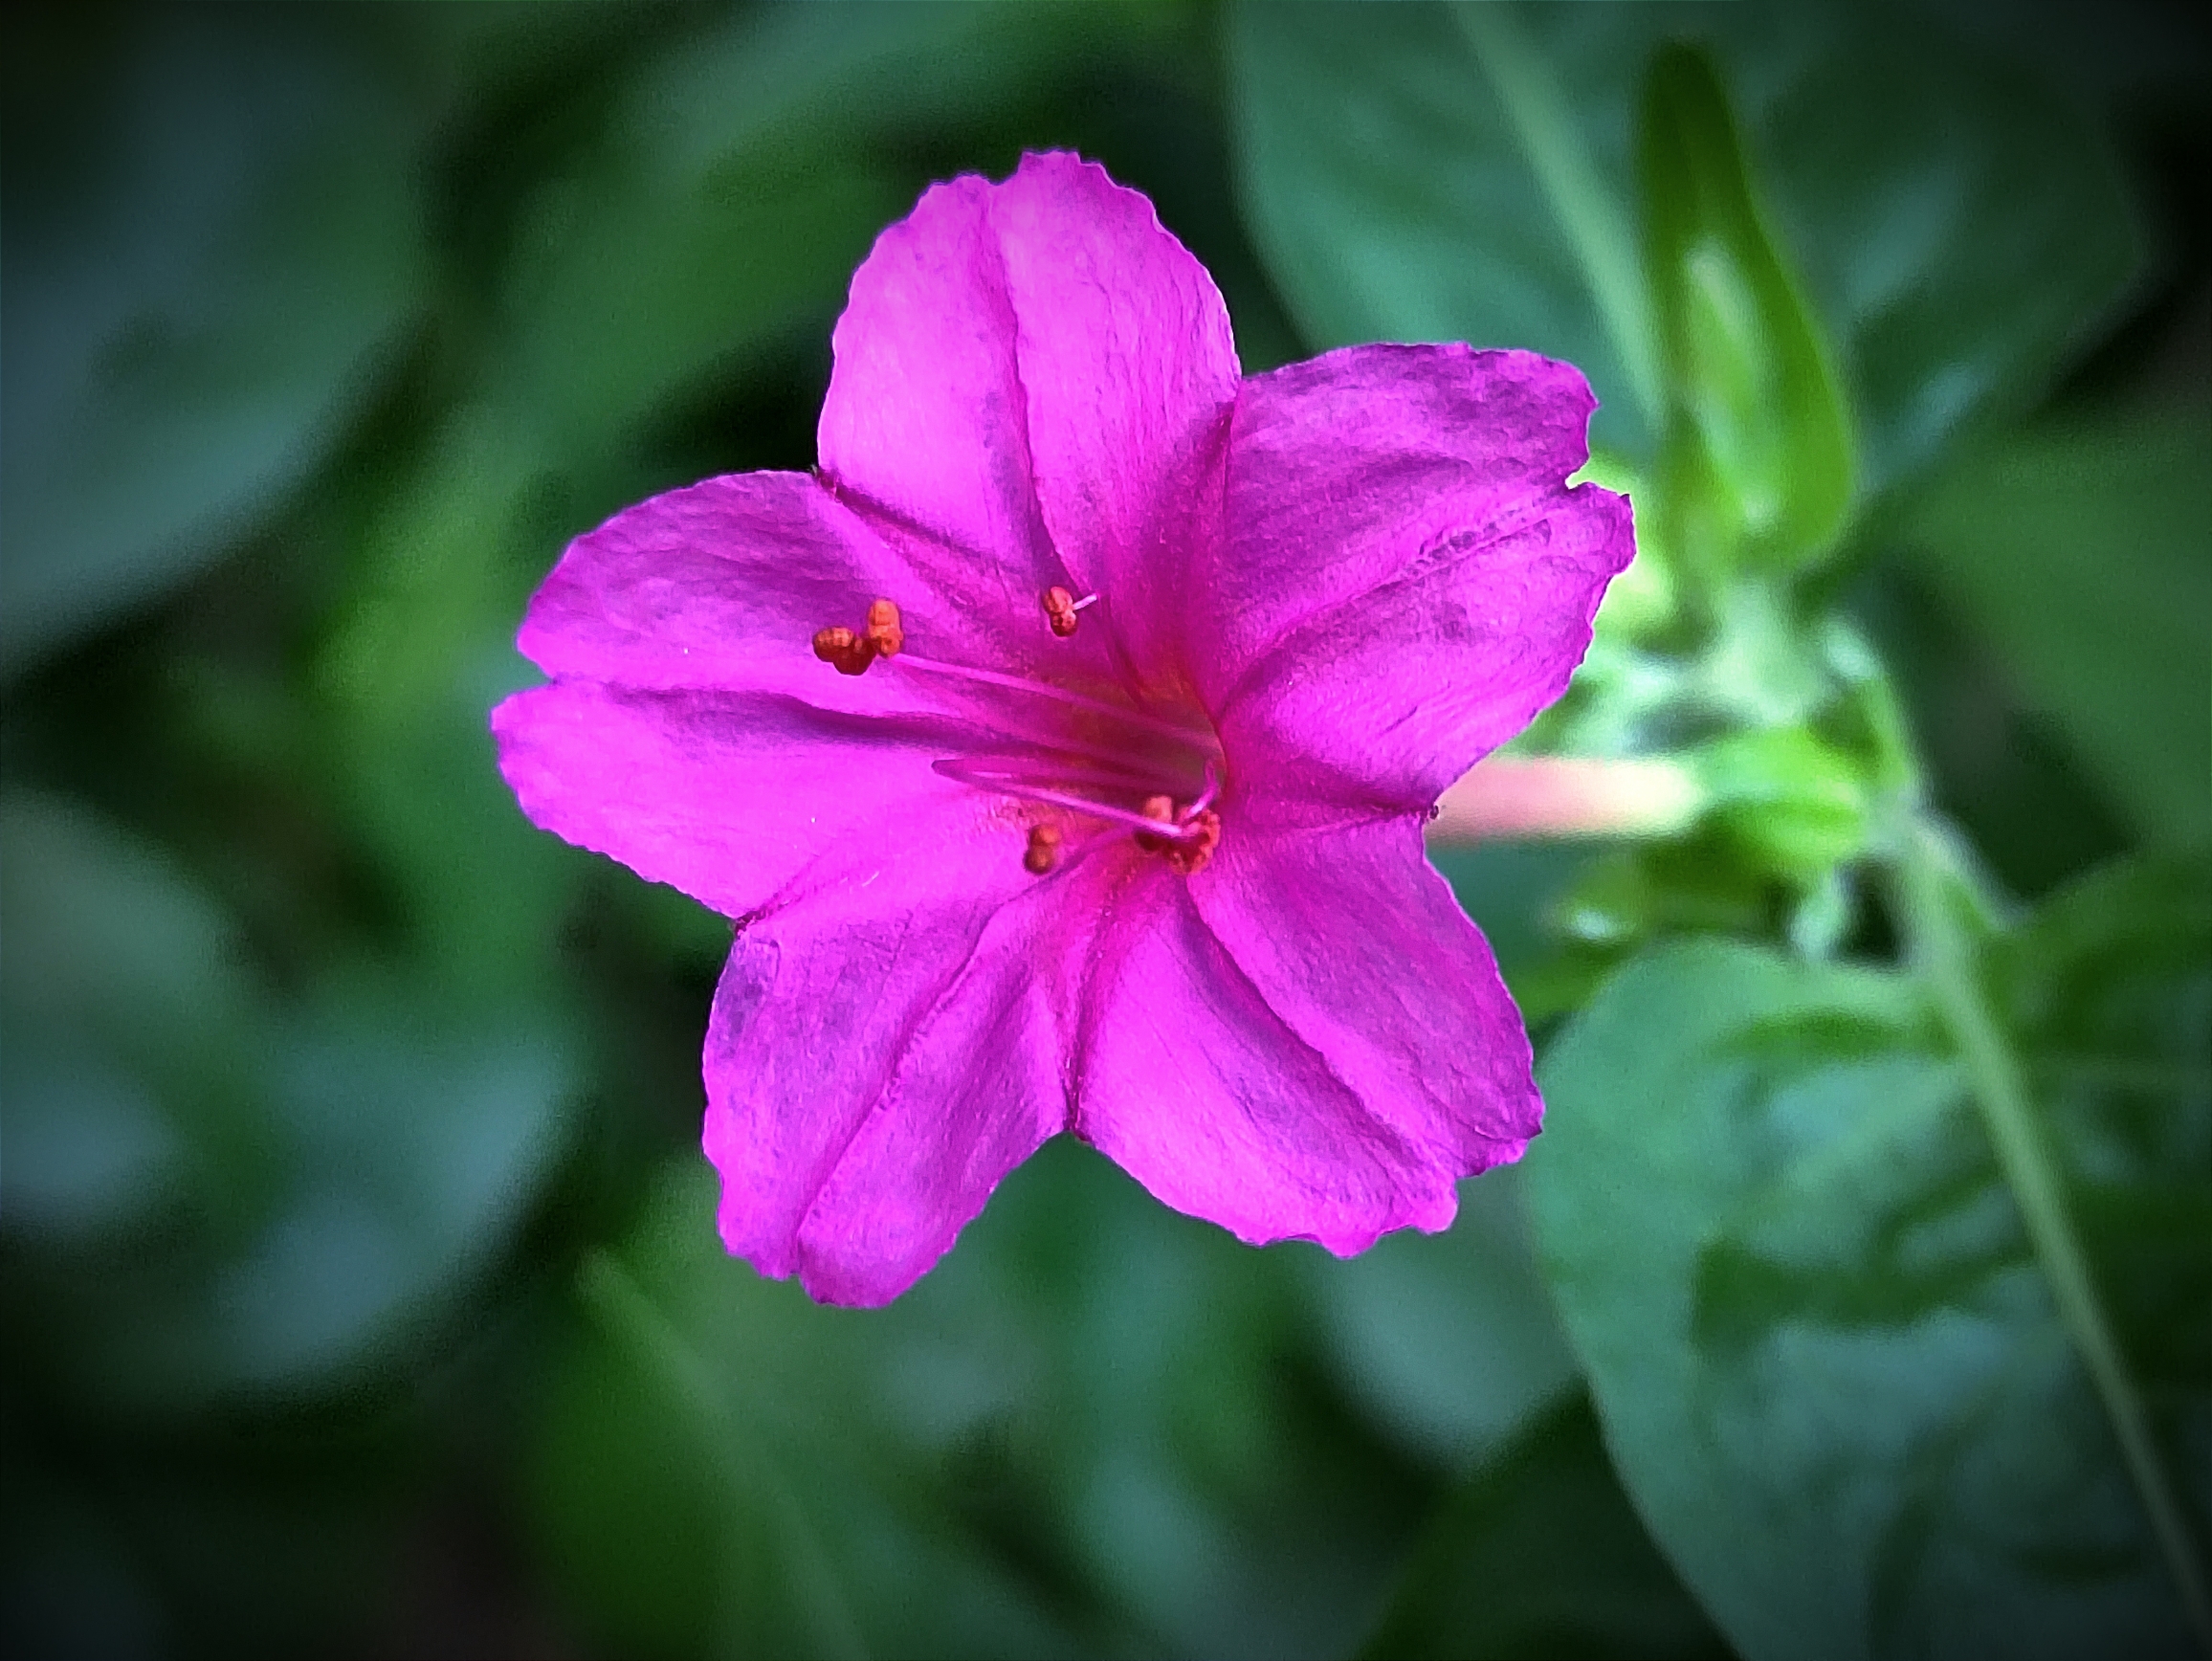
<box><xmin>0</xmin><ymin>789</ymin><xmax>266</xmax><ymax>1238</ymax></box>
<box><xmin>1902</xmin><ymin>402</ymin><xmax>2212</xmax><ymax>848</ymax></box>
<box><xmin>1228</xmin><ymin>0</ymin><xmax>2139</xmax><ymax>483</ymax></box>
<box><xmin>1641</xmin><ymin>42</ymin><xmax>1852</xmax><ymax>582</ymax></box>
<box><xmin>1527</xmin><ymin>879</ymin><xmax>2212</xmax><ymax>1660</ymax></box>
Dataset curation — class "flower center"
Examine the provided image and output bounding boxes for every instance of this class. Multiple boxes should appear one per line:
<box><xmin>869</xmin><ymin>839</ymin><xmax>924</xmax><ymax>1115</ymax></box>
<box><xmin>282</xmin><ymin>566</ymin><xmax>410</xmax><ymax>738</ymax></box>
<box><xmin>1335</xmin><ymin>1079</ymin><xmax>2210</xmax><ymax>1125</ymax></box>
<box><xmin>810</xmin><ymin>595</ymin><xmax>1225</xmax><ymax>875</ymax></box>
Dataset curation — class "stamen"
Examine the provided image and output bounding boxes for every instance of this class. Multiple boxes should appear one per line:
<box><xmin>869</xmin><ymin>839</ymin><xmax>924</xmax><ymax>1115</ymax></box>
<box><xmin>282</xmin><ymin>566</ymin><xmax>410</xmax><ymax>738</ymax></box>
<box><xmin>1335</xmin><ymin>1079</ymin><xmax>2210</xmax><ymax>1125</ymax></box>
<box><xmin>940</xmin><ymin>756</ymin><xmax>1186</xmax><ymax>798</ymax></box>
<box><xmin>1041</xmin><ymin>586</ymin><xmax>1099</xmax><ymax>638</ymax></box>
<box><xmin>1023</xmin><ymin>823</ymin><xmax>1063</xmax><ymax>875</ymax></box>
<box><xmin>811</xmin><ymin>595</ymin><xmax>1226</xmax><ymax>877</ymax></box>
<box><xmin>935</xmin><ymin>766</ymin><xmax>1206</xmax><ymax>840</ymax></box>
<box><xmin>891</xmin><ymin>653</ymin><xmax>1213</xmax><ymax>748</ymax></box>
<box><xmin>811</xmin><ymin>625</ymin><xmax>874</xmax><ymax>676</ymax></box>
<box><xmin>809</xmin><ymin>597</ymin><xmax>902</xmax><ymax>675</ymax></box>
<box><xmin>1183</xmin><ymin>760</ymin><xmax>1222</xmax><ymax>820</ymax></box>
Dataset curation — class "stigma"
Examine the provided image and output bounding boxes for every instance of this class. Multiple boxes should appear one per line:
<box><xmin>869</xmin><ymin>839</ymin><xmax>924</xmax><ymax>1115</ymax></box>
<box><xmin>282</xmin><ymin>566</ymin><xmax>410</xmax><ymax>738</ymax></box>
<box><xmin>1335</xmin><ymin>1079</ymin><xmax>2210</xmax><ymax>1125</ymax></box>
<box><xmin>1135</xmin><ymin>795</ymin><xmax>1222</xmax><ymax>875</ymax></box>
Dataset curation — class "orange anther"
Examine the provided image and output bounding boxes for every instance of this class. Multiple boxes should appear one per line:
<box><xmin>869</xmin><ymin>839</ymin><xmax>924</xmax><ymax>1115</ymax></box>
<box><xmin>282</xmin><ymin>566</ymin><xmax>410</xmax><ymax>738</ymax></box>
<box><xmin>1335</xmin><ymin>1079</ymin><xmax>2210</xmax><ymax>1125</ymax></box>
<box><xmin>811</xmin><ymin>598</ymin><xmax>903</xmax><ymax>675</ymax></box>
<box><xmin>863</xmin><ymin>597</ymin><xmax>903</xmax><ymax>657</ymax></box>
<box><xmin>1023</xmin><ymin>823</ymin><xmax>1064</xmax><ymax>875</ymax></box>
<box><xmin>811</xmin><ymin>625</ymin><xmax>874</xmax><ymax>675</ymax></box>
<box><xmin>1042</xmin><ymin>586</ymin><xmax>1080</xmax><ymax>637</ymax></box>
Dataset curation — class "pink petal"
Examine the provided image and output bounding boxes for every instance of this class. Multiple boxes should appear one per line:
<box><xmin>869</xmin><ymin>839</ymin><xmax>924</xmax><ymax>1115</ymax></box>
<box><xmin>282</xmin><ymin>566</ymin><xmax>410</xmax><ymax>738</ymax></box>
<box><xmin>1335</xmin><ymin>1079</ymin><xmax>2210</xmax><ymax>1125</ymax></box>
<box><xmin>1206</xmin><ymin>344</ymin><xmax>1633</xmax><ymax>817</ymax></box>
<box><xmin>704</xmin><ymin>820</ymin><xmax>1081</xmax><ymax>1306</ymax></box>
<box><xmin>819</xmin><ymin>152</ymin><xmax>1240</xmax><ymax>688</ymax></box>
<box><xmin>816</xmin><ymin>173</ymin><xmax>1061</xmax><ymax>627</ymax></box>
<box><xmin>515</xmin><ymin>470</ymin><xmax>1118</xmax><ymax>711</ymax></box>
<box><xmin>987</xmin><ymin>152</ymin><xmax>1241</xmax><ymax>683</ymax></box>
<box><xmin>1073</xmin><ymin>859</ymin><xmax>1469</xmax><ymax>1255</ymax></box>
<box><xmin>1189</xmin><ymin>815</ymin><xmax>1537</xmax><ymax>1167</ymax></box>
<box><xmin>492</xmin><ymin>681</ymin><xmax>1004</xmax><ymax>919</ymax></box>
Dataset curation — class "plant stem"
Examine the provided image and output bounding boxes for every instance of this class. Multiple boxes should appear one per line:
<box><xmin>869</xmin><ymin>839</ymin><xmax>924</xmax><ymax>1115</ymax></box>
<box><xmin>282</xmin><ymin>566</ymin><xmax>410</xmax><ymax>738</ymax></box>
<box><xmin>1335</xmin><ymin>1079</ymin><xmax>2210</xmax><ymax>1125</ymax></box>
<box><xmin>1894</xmin><ymin>819</ymin><xmax>2212</xmax><ymax>1653</ymax></box>
<box><xmin>1452</xmin><ymin>3</ymin><xmax>1663</xmax><ymax>432</ymax></box>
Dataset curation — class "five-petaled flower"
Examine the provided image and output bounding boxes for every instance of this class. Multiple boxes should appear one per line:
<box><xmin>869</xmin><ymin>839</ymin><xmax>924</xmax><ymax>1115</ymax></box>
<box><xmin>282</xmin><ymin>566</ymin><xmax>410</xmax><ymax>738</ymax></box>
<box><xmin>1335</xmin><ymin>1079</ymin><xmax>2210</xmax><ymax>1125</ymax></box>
<box><xmin>494</xmin><ymin>152</ymin><xmax>1632</xmax><ymax>1305</ymax></box>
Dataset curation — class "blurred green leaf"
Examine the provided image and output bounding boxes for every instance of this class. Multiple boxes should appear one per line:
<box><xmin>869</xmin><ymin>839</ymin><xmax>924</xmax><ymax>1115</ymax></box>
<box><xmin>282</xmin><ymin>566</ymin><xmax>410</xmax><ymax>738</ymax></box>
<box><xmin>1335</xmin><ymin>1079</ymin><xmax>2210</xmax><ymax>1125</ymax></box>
<box><xmin>0</xmin><ymin>9</ymin><xmax>427</xmax><ymax>675</ymax></box>
<box><xmin>1641</xmin><ymin>42</ymin><xmax>1852</xmax><ymax>585</ymax></box>
<box><xmin>148</xmin><ymin>977</ymin><xmax>574</xmax><ymax>1397</ymax></box>
<box><xmin>530</xmin><ymin>1141</ymin><xmax>1457</xmax><ymax>1660</ymax></box>
<box><xmin>494</xmin><ymin>2</ymin><xmax>1184</xmax><ymax>451</ymax></box>
<box><xmin>1359</xmin><ymin>1395</ymin><xmax>1731</xmax><ymax>1661</ymax></box>
<box><xmin>1228</xmin><ymin>0</ymin><xmax>2139</xmax><ymax>481</ymax></box>
<box><xmin>1228</xmin><ymin>1</ymin><xmax>1658</xmax><ymax>456</ymax></box>
<box><xmin>0</xmin><ymin>789</ymin><xmax>573</xmax><ymax>1405</ymax></box>
<box><xmin>0</xmin><ymin>789</ymin><xmax>264</xmax><ymax>1239</ymax></box>
<box><xmin>1527</xmin><ymin>864</ymin><xmax>2212</xmax><ymax>1660</ymax></box>
<box><xmin>1302</xmin><ymin>1166</ymin><xmax>1579</xmax><ymax>1472</ymax></box>
<box><xmin>528</xmin><ymin>1161</ymin><xmax>1095</xmax><ymax>1661</ymax></box>
<box><xmin>1692</xmin><ymin>726</ymin><xmax>1872</xmax><ymax>882</ymax></box>
<box><xmin>317</xmin><ymin>409</ymin><xmax>594</xmax><ymax>997</ymax></box>
<box><xmin>1901</xmin><ymin>401</ymin><xmax>2212</xmax><ymax>847</ymax></box>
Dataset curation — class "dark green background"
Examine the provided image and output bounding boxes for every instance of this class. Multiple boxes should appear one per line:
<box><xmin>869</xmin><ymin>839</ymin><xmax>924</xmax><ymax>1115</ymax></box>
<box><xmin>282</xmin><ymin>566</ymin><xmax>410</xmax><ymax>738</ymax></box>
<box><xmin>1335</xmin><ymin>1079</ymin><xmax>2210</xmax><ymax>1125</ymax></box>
<box><xmin>3</xmin><ymin>4</ymin><xmax>2205</xmax><ymax>1657</ymax></box>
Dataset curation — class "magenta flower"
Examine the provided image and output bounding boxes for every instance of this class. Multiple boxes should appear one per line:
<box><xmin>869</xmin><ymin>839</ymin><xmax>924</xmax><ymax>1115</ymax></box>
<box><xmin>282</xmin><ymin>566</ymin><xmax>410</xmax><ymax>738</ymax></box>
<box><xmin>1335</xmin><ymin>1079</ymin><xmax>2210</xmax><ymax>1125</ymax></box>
<box><xmin>493</xmin><ymin>153</ymin><xmax>1631</xmax><ymax>1306</ymax></box>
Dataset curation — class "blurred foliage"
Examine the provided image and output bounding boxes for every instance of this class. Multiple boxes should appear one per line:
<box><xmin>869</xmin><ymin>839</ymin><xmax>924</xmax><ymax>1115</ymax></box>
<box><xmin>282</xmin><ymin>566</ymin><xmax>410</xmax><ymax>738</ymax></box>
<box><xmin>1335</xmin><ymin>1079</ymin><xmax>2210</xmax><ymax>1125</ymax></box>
<box><xmin>1230</xmin><ymin>0</ymin><xmax>2145</xmax><ymax>480</ymax></box>
<box><xmin>1899</xmin><ymin>404</ymin><xmax>2212</xmax><ymax>849</ymax></box>
<box><xmin>2</xmin><ymin>2</ymin><xmax>2207</xmax><ymax>1658</ymax></box>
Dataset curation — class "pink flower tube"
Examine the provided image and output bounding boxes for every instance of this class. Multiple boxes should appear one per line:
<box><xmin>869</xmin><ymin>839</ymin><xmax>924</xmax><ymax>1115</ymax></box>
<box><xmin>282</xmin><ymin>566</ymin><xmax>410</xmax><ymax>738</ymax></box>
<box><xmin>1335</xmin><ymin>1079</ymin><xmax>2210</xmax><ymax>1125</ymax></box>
<box><xmin>494</xmin><ymin>153</ymin><xmax>1633</xmax><ymax>1304</ymax></box>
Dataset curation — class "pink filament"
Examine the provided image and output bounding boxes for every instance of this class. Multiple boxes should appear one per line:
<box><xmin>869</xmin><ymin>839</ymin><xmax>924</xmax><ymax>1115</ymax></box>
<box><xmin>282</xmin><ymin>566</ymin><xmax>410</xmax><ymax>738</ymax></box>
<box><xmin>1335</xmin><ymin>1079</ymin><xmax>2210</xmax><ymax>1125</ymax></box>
<box><xmin>890</xmin><ymin>651</ymin><xmax>1210</xmax><ymax>748</ymax></box>
<box><xmin>933</xmin><ymin>761</ymin><xmax>1206</xmax><ymax>840</ymax></box>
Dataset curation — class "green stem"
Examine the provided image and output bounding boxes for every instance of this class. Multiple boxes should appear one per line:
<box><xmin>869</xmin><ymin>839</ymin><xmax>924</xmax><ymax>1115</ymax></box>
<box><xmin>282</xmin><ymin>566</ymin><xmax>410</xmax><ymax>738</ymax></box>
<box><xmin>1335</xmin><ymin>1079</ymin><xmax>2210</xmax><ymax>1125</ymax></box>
<box><xmin>1452</xmin><ymin>3</ymin><xmax>1662</xmax><ymax>431</ymax></box>
<box><xmin>1894</xmin><ymin>820</ymin><xmax>2212</xmax><ymax>1653</ymax></box>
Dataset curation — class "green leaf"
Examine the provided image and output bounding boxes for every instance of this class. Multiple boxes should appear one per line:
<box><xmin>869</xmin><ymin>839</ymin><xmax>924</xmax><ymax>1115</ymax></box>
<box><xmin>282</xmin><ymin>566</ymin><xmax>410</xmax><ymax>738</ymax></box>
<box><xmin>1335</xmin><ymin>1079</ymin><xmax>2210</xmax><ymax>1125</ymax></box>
<box><xmin>1900</xmin><ymin>402</ymin><xmax>2212</xmax><ymax>848</ymax></box>
<box><xmin>527</xmin><ymin>1161</ymin><xmax>1096</xmax><ymax>1661</ymax></box>
<box><xmin>1228</xmin><ymin>1</ymin><xmax>1660</xmax><ymax>456</ymax></box>
<box><xmin>493</xmin><ymin>2</ymin><xmax>1181</xmax><ymax>452</ymax></box>
<box><xmin>0</xmin><ymin>789</ymin><xmax>574</xmax><ymax>1404</ymax></box>
<box><xmin>315</xmin><ymin>409</ymin><xmax>597</xmax><ymax>998</ymax></box>
<box><xmin>1302</xmin><ymin>1166</ymin><xmax>1579</xmax><ymax>1472</ymax></box>
<box><xmin>1641</xmin><ymin>42</ymin><xmax>1852</xmax><ymax>583</ymax></box>
<box><xmin>1692</xmin><ymin>725</ymin><xmax>1873</xmax><ymax>882</ymax></box>
<box><xmin>0</xmin><ymin>9</ymin><xmax>427</xmax><ymax>675</ymax></box>
<box><xmin>1527</xmin><ymin>884</ymin><xmax>2212</xmax><ymax>1660</ymax></box>
<box><xmin>529</xmin><ymin>1139</ymin><xmax>1465</xmax><ymax>1660</ymax></box>
<box><xmin>1227</xmin><ymin>0</ymin><xmax>2140</xmax><ymax>483</ymax></box>
<box><xmin>0</xmin><ymin>789</ymin><xmax>266</xmax><ymax>1239</ymax></box>
<box><xmin>1358</xmin><ymin>1395</ymin><xmax>1731</xmax><ymax>1661</ymax></box>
